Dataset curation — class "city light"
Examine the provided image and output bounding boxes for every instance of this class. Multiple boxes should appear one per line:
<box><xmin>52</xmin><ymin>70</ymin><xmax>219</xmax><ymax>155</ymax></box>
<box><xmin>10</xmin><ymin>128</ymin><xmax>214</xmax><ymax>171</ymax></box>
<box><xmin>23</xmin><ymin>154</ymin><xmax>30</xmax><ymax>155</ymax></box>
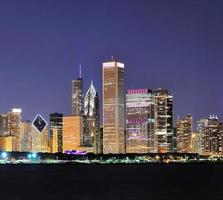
<box><xmin>1</xmin><ymin>152</ymin><xmax>8</xmax><ymax>159</ymax></box>
<box><xmin>32</xmin><ymin>153</ymin><xmax>37</xmax><ymax>159</ymax></box>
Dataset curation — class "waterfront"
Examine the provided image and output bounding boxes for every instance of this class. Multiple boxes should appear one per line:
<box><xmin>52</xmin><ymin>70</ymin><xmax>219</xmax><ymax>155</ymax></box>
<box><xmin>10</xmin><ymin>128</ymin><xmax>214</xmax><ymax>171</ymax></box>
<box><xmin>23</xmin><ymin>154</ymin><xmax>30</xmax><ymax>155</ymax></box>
<box><xmin>0</xmin><ymin>164</ymin><xmax>221</xmax><ymax>200</ymax></box>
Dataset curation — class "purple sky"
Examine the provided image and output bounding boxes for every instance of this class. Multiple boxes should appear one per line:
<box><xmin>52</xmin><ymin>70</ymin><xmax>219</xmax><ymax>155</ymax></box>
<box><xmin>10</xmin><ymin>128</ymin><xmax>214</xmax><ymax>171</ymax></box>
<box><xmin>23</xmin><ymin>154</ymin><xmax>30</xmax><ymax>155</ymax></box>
<box><xmin>0</xmin><ymin>0</ymin><xmax>222</xmax><ymax>125</ymax></box>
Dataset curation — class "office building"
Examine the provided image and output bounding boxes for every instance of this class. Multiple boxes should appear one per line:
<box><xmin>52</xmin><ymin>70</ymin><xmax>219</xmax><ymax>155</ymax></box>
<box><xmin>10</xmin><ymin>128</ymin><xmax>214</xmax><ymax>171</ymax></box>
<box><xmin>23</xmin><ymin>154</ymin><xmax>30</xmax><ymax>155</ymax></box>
<box><xmin>84</xmin><ymin>81</ymin><xmax>101</xmax><ymax>154</ymax></box>
<box><xmin>51</xmin><ymin>128</ymin><xmax>59</xmax><ymax>153</ymax></box>
<box><xmin>21</xmin><ymin>121</ymin><xmax>32</xmax><ymax>152</ymax></box>
<box><xmin>126</xmin><ymin>88</ymin><xmax>155</xmax><ymax>153</ymax></box>
<box><xmin>191</xmin><ymin>132</ymin><xmax>202</xmax><ymax>154</ymax></box>
<box><xmin>71</xmin><ymin>65</ymin><xmax>84</xmax><ymax>115</ymax></box>
<box><xmin>7</xmin><ymin>108</ymin><xmax>22</xmax><ymax>152</ymax></box>
<box><xmin>0</xmin><ymin>136</ymin><xmax>13</xmax><ymax>151</ymax></box>
<box><xmin>0</xmin><ymin>114</ymin><xmax>8</xmax><ymax>136</ymax></box>
<box><xmin>176</xmin><ymin>114</ymin><xmax>193</xmax><ymax>153</ymax></box>
<box><xmin>153</xmin><ymin>89</ymin><xmax>173</xmax><ymax>153</ymax></box>
<box><xmin>62</xmin><ymin>115</ymin><xmax>83</xmax><ymax>152</ymax></box>
<box><xmin>31</xmin><ymin>115</ymin><xmax>49</xmax><ymax>153</ymax></box>
<box><xmin>103</xmin><ymin>60</ymin><xmax>125</xmax><ymax>154</ymax></box>
<box><xmin>50</xmin><ymin>113</ymin><xmax>63</xmax><ymax>153</ymax></box>
<box><xmin>198</xmin><ymin>115</ymin><xmax>223</xmax><ymax>155</ymax></box>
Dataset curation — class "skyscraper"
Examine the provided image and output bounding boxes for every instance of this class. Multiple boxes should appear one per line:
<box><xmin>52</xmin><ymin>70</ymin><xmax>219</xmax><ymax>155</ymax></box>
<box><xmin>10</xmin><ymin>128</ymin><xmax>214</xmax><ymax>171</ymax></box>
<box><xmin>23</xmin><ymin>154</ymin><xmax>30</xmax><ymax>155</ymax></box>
<box><xmin>31</xmin><ymin>115</ymin><xmax>49</xmax><ymax>153</ymax></box>
<box><xmin>71</xmin><ymin>65</ymin><xmax>84</xmax><ymax>115</ymax></box>
<box><xmin>50</xmin><ymin>113</ymin><xmax>63</xmax><ymax>153</ymax></box>
<box><xmin>62</xmin><ymin>115</ymin><xmax>83</xmax><ymax>152</ymax></box>
<box><xmin>103</xmin><ymin>59</ymin><xmax>125</xmax><ymax>154</ymax></box>
<box><xmin>153</xmin><ymin>88</ymin><xmax>173</xmax><ymax>153</ymax></box>
<box><xmin>0</xmin><ymin>114</ymin><xmax>8</xmax><ymax>136</ymax></box>
<box><xmin>0</xmin><ymin>136</ymin><xmax>13</xmax><ymax>152</ymax></box>
<box><xmin>191</xmin><ymin>132</ymin><xmax>202</xmax><ymax>154</ymax></box>
<box><xmin>176</xmin><ymin>114</ymin><xmax>193</xmax><ymax>153</ymax></box>
<box><xmin>198</xmin><ymin>115</ymin><xmax>223</xmax><ymax>155</ymax></box>
<box><xmin>21</xmin><ymin>121</ymin><xmax>32</xmax><ymax>152</ymax></box>
<box><xmin>84</xmin><ymin>81</ymin><xmax>101</xmax><ymax>154</ymax></box>
<box><xmin>126</xmin><ymin>88</ymin><xmax>155</xmax><ymax>153</ymax></box>
<box><xmin>7</xmin><ymin>108</ymin><xmax>22</xmax><ymax>152</ymax></box>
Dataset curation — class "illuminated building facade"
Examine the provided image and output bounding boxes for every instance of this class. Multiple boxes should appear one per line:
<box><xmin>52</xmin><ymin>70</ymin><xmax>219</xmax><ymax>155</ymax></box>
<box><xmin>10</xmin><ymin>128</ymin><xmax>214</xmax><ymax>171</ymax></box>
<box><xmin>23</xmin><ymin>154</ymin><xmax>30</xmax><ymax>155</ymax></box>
<box><xmin>126</xmin><ymin>88</ymin><xmax>155</xmax><ymax>153</ymax></box>
<box><xmin>0</xmin><ymin>136</ymin><xmax>13</xmax><ymax>151</ymax></box>
<box><xmin>191</xmin><ymin>132</ymin><xmax>202</xmax><ymax>154</ymax></box>
<box><xmin>153</xmin><ymin>89</ymin><xmax>173</xmax><ymax>153</ymax></box>
<box><xmin>176</xmin><ymin>114</ymin><xmax>193</xmax><ymax>153</ymax></box>
<box><xmin>84</xmin><ymin>81</ymin><xmax>101</xmax><ymax>154</ymax></box>
<box><xmin>30</xmin><ymin>127</ymin><xmax>49</xmax><ymax>153</ymax></box>
<box><xmin>198</xmin><ymin>115</ymin><xmax>223</xmax><ymax>155</ymax></box>
<box><xmin>103</xmin><ymin>60</ymin><xmax>125</xmax><ymax>154</ymax></box>
<box><xmin>62</xmin><ymin>115</ymin><xmax>82</xmax><ymax>152</ymax></box>
<box><xmin>50</xmin><ymin>113</ymin><xmax>63</xmax><ymax>153</ymax></box>
<box><xmin>31</xmin><ymin>115</ymin><xmax>49</xmax><ymax>153</ymax></box>
<box><xmin>0</xmin><ymin>114</ymin><xmax>8</xmax><ymax>136</ymax></box>
<box><xmin>7</xmin><ymin>108</ymin><xmax>22</xmax><ymax>152</ymax></box>
<box><xmin>21</xmin><ymin>121</ymin><xmax>32</xmax><ymax>152</ymax></box>
<box><xmin>51</xmin><ymin>128</ymin><xmax>59</xmax><ymax>153</ymax></box>
<box><xmin>71</xmin><ymin>66</ymin><xmax>84</xmax><ymax>115</ymax></box>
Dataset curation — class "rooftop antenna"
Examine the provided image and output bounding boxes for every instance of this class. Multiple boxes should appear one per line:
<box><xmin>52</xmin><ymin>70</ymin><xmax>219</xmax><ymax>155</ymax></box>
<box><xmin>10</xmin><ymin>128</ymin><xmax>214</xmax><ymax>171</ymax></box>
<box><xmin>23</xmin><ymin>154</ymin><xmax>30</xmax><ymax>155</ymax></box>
<box><xmin>79</xmin><ymin>64</ymin><xmax>82</xmax><ymax>78</ymax></box>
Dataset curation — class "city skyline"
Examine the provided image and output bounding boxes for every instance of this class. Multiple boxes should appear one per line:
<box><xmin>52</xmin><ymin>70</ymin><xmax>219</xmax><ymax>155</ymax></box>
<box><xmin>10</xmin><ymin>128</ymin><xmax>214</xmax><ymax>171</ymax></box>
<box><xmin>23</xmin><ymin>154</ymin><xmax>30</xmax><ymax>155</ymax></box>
<box><xmin>0</xmin><ymin>1</ymin><xmax>222</xmax><ymax>200</ymax></box>
<box><xmin>0</xmin><ymin>0</ymin><xmax>222</xmax><ymax>124</ymax></box>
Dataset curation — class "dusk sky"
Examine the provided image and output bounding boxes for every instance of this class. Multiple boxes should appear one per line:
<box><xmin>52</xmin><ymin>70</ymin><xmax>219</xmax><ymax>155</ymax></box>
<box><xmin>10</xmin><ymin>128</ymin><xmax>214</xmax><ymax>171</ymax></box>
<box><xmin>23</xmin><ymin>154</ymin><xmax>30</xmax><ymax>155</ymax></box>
<box><xmin>0</xmin><ymin>0</ymin><xmax>222</xmax><ymax>125</ymax></box>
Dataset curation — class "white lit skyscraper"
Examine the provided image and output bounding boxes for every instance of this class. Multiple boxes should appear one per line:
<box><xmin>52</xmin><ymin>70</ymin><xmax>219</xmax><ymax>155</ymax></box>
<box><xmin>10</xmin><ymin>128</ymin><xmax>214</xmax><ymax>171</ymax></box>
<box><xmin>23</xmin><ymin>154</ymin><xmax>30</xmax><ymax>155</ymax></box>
<box><xmin>84</xmin><ymin>81</ymin><xmax>101</xmax><ymax>154</ymax></box>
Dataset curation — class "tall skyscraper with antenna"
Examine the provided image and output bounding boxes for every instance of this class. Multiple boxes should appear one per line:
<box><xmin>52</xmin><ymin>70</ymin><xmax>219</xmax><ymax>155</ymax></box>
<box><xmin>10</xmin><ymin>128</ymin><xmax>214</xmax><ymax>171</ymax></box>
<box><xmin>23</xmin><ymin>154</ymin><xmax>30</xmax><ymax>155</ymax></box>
<box><xmin>72</xmin><ymin>65</ymin><xmax>84</xmax><ymax>115</ymax></box>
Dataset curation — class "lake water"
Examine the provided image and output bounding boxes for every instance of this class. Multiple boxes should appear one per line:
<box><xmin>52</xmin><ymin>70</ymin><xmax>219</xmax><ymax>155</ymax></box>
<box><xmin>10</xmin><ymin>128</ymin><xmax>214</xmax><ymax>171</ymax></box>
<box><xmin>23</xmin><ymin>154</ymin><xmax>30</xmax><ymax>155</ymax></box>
<box><xmin>0</xmin><ymin>163</ymin><xmax>221</xmax><ymax>200</ymax></box>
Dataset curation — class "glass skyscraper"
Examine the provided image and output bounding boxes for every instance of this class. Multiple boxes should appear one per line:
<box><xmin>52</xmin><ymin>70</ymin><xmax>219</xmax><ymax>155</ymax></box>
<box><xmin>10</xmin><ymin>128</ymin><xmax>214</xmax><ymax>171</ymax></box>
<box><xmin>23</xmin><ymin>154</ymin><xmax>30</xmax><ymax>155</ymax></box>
<box><xmin>50</xmin><ymin>113</ymin><xmax>63</xmax><ymax>153</ymax></box>
<box><xmin>84</xmin><ymin>81</ymin><xmax>101</xmax><ymax>154</ymax></box>
<box><xmin>153</xmin><ymin>88</ymin><xmax>173</xmax><ymax>153</ymax></box>
<box><xmin>71</xmin><ymin>65</ymin><xmax>84</xmax><ymax>115</ymax></box>
<box><xmin>198</xmin><ymin>115</ymin><xmax>223</xmax><ymax>155</ymax></box>
<box><xmin>126</xmin><ymin>89</ymin><xmax>155</xmax><ymax>153</ymax></box>
<box><xmin>176</xmin><ymin>114</ymin><xmax>193</xmax><ymax>153</ymax></box>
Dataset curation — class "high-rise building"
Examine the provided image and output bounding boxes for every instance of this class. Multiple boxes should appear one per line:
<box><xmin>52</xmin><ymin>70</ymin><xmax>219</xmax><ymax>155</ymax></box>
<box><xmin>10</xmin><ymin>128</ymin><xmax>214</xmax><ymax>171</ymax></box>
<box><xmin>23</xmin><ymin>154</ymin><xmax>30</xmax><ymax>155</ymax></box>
<box><xmin>7</xmin><ymin>108</ymin><xmax>22</xmax><ymax>152</ymax></box>
<box><xmin>51</xmin><ymin>128</ymin><xmax>59</xmax><ymax>153</ymax></box>
<box><xmin>173</xmin><ymin>127</ymin><xmax>177</xmax><ymax>152</ymax></box>
<box><xmin>71</xmin><ymin>65</ymin><xmax>84</xmax><ymax>115</ymax></box>
<box><xmin>103</xmin><ymin>60</ymin><xmax>125</xmax><ymax>154</ymax></box>
<box><xmin>0</xmin><ymin>114</ymin><xmax>8</xmax><ymax>136</ymax></box>
<box><xmin>176</xmin><ymin>114</ymin><xmax>193</xmax><ymax>153</ymax></box>
<box><xmin>197</xmin><ymin>115</ymin><xmax>223</xmax><ymax>155</ymax></box>
<box><xmin>126</xmin><ymin>88</ymin><xmax>155</xmax><ymax>153</ymax></box>
<box><xmin>62</xmin><ymin>115</ymin><xmax>83</xmax><ymax>152</ymax></box>
<box><xmin>153</xmin><ymin>89</ymin><xmax>173</xmax><ymax>153</ymax></box>
<box><xmin>0</xmin><ymin>136</ymin><xmax>13</xmax><ymax>151</ymax></box>
<box><xmin>30</xmin><ymin>127</ymin><xmax>49</xmax><ymax>153</ymax></box>
<box><xmin>84</xmin><ymin>81</ymin><xmax>101</xmax><ymax>154</ymax></box>
<box><xmin>50</xmin><ymin>113</ymin><xmax>63</xmax><ymax>153</ymax></box>
<box><xmin>191</xmin><ymin>132</ymin><xmax>202</xmax><ymax>154</ymax></box>
<box><xmin>31</xmin><ymin>115</ymin><xmax>49</xmax><ymax>153</ymax></box>
<box><xmin>21</xmin><ymin>121</ymin><xmax>32</xmax><ymax>152</ymax></box>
